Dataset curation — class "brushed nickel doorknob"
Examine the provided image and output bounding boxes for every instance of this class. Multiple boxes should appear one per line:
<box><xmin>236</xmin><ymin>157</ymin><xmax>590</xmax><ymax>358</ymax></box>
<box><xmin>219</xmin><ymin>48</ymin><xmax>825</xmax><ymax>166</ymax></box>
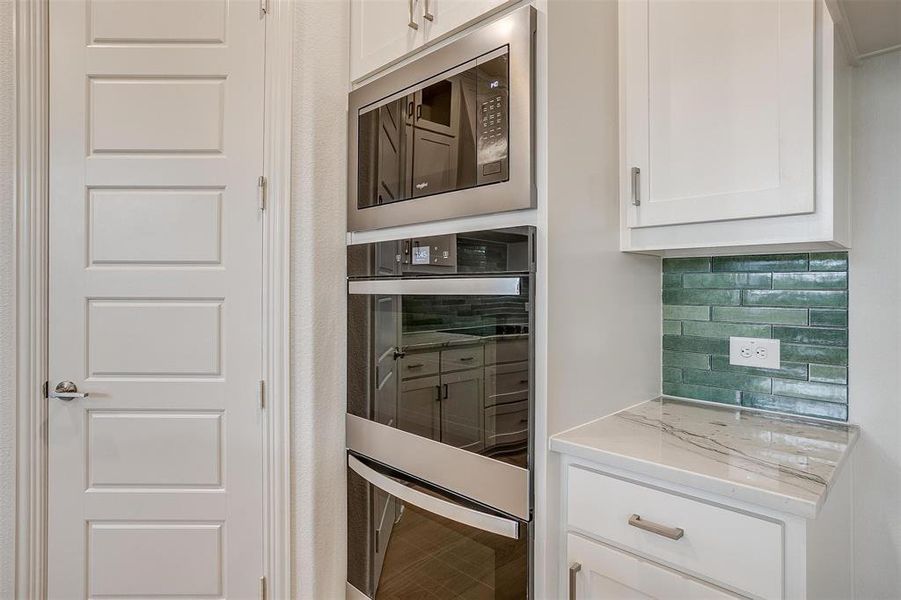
<box><xmin>49</xmin><ymin>381</ymin><xmax>89</xmax><ymax>401</ymax></box>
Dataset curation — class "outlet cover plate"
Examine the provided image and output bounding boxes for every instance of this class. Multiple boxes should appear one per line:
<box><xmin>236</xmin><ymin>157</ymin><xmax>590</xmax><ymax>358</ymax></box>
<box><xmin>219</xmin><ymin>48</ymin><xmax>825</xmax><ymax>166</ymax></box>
<box><xmin>729</xmin><ymin>336</ymin><xmax>781</xmax><ymax>369</ymax></box>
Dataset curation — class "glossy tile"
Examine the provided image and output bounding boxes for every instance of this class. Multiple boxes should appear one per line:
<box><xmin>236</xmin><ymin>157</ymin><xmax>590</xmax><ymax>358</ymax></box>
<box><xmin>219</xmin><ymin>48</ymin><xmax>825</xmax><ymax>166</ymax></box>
<box><xmin>682</xmin><ymin>321</ymin><xmax>771</xmax><ymax>339</ymax></box>
<box><xmin>712</xmin><ymin>253</ymin><xmax>808</xmax><ymax>272</ymax></box>
<box><xmin>809</xmin><ymin>364</ymin><xmax>848</xmax><ymax>385</ymax></box>
<box><xmin>663</xmin><ymin>320</ymin><xmax>682</xmax><ymax>335</ymax></box>
<box><xmin>710</xmin><ymin>355</ymin><xmax>808</xmax><ymax>380</ymax></box>
<box><xmin>663</xmin><ymin>257</ymin><xmax>711</xmax><ymax>273</ymax></box>
<box><xmin>772</xmin><ymin>378</ymin><xmax>848</xmax><ymax>403</ymax></box>
<box><xmin>742</xmin><ymin>290</ymin><xmax>848</xmax><ymax>308</ymax></box>
<box><xmin>682</xmin><ymin>369</ymin><xmax>772</xmax><ymax>393</ymax></box>
<box><xmin>661</xmin><ymin>251</ymin><xmax>849</xmax><ymax>420</ymax></box>
<box><xmin>663</xmin><ymin>289</ymin><xmax>741</xmax><ymax>306</ymax></box>
<box><xmin>663</xmin><ymin>305</ymin><xmax>710</xmax><ymax>321</ymax></box>
<box><xmin>741</xmin><ymin>393</ymin><xmax>848</xmax><ymax>421</ymax></box>
<box><xmin>662</xmin><ymin>382</ymin><xmax>741</xmax><ymax>404</ymax></box>
<box><xmin>663</xmin><ymin>273</ymin><xmax>683</xmax><ymax>288</ymax></box>
<box><xmin>662</xmin><ymin>350</ymin><xmax>710</xmax><ymax>370</ymax></box>
<box><xmin>663</xmin><ymin>335</ymin><xmax>729</xmax><ymax>355</ymax></box>
<box><xmin>711</xmin><ymin>306</ymin><xmax>808</xmax><ymax>325</ymax></box>
<box><xmin>772</xmin><ymin>272</ymin><xmax>847</xmax><ymax>290</ymax></box>
<box><xmin>781</xmin><ymin>343</ymin><xmax>848</xmax><ymax>366</ymax></box>
<box><xmin>809</xmin><ymin>252</ymin><xmax>849</xmax><ymax>272</ymax></box>
<box><xmin>682</xmin><ymin>272</ymin><xmax>772</xmax><ymax>289</ymax></box>
<box><xmin>809</xmin><ymin>309</ymin><xmax>848</xmax><ymax>327</ymax></box>
<box><xmin>773</xmin><ymin>326</ymin><xmax>848</xmax><ymax>347</ymax></box>
<box><xmin>662</xmin><ymin>367</ymin><xmax>682</xmax><ymax>383</ymax></box>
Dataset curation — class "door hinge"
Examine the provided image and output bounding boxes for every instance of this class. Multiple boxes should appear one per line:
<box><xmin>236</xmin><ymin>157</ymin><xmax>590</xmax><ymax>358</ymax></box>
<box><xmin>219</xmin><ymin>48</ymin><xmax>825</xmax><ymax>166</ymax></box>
<box><xmin>258</xmin><ymin>175</ymin><xmax>267</xmax><ymax>211</ymax></box>
<box><xmin>259</xmin><ymin>380</ymin><xmax>266</xmax><ymax>409</ymax></box>
<box><xmin>259</xmin><ymin>0</ymin><xmax>269</xmax><ymax>17</ymax></box>
<box><xmin>42</xmin><ymin>381</ymin><xmax>48</xmax><ymax>399</ymax></box>
<box><xmin>259</xmin><ymin>575</ymin><xmax>267</xmax><ymax>600</ymax></box>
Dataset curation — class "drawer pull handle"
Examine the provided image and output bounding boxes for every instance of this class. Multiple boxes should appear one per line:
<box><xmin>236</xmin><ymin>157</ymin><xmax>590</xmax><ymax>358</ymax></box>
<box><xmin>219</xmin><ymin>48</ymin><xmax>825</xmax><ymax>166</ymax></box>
<box><xmin>568</xmin><ymin>562</ymin><xmax>581</xmax><ymax>600</ymax></box>
<box><xmin>518</xmin><ymin>379</ymin><xmax>529</xmax><ymax>384</ymax></box>
<box><xmin>406</xmin><ymin>363</ymin><xmax>425</xmax><ymax>369</ymax></box>
<box><xmin>459</xmin><ymin>356</ymin><xmax>475</xmax><ymax>362</ymax></box>
<box><xmin>628</xmin><ymin>513</ymin><xmax>684</xmax><ymax>540</ymax></box>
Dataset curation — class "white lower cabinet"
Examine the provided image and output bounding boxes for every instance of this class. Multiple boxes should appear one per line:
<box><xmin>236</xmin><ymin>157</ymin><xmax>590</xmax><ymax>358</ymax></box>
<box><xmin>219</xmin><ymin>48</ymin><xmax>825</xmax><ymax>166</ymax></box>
<box><xmin>567</xmin><ymin>533</ymin><xmax>740</xmax><ymax>600</ymax></box>
<box><xmin>562</xmin><ymin>462</ymin><xmax>853</xmax><ymax>600</ymax></box>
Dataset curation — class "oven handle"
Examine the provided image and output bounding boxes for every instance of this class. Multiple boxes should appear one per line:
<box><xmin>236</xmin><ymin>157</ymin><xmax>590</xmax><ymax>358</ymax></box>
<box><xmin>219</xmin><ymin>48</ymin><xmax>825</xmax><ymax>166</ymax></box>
<box><xmin>348</xmin><ymin>277</ymin><xmax>521</xmax><ymax>296</ymax></box>
<box><xmin>348</xmin><ymin>455</ymin><xmax>522</xmax><ymax>539</ymax></box>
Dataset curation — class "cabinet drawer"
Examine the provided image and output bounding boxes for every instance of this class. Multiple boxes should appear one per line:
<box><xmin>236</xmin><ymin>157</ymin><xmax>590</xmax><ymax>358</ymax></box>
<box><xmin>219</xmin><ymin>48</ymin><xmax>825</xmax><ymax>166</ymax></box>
<box><xmin>485</xmin><ymin>361</ymin><xmax>529</xmax><ymax>407</ymax></box>
<box><xmin>484</xmin><ymin>400</ymin><xmax>528</xmax><ymax>448</ymax></box>
<box><xmin>567</xmin><ymin>466</ymin><xmax>783</xmax><ymax>599</ymax></box>
<box><xmin>400</xmin><ymin>351</ymin><xmax>440</xmax><ymax>378</ymax></box>
<box><xmin>568</xmin><ymin>533</ymin><xmax>741</xmax><ymax>599</ymax></box>
<box><xmin>441</xmin><ymin>346</ymin><xmax>484</xmax><ymax>372</ymax></box>
<box><xmin>485</xmin><ymin>337</ymin><xmax>529</xmax><ymax>365</ymax></box>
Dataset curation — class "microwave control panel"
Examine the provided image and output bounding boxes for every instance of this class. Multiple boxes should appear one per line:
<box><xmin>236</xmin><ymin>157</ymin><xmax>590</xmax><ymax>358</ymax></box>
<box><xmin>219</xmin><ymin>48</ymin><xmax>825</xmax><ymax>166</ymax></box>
<box><xmin>476</xmin><ymin>52</ymin><xmax>509</xmax><ymax>185</ymax></box>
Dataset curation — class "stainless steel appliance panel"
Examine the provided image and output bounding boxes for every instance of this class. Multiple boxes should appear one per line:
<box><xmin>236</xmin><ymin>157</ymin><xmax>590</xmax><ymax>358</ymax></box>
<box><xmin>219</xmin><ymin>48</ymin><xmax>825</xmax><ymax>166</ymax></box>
<box><xmin>348</xmin><ymin>6</ymin><xmax>535</xmax><ymax>232</ymax></box>
<box><xmin>346</xmin><ymin>453</ymin><xmax>529</xmax><ymax>599</ymax></box>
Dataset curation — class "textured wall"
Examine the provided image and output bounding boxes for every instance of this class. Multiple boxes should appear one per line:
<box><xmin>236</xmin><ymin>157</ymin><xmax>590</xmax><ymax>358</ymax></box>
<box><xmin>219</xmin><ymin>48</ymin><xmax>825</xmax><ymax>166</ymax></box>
<box><xmin>291</xmin><ymin>1</ymin><xmax>349</xmax><ymax>598</ymax></box>
<box><xmin>662</xmin><ymin>252</ymin><xmax>849</xmax><ymax>420</ymax></box>
<box><xmin>849</xmin><ymin>51</ymin><xmax>901</xmax><ymax>600</ymax></box>
<box><xmin>0</xmin><ymin>1</ymin><xmax>16</xmax><ymax>595</ymax></box>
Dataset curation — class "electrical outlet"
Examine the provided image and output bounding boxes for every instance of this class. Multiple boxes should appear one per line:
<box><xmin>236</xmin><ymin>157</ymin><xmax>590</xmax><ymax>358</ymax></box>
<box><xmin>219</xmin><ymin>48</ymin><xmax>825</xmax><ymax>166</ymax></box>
<box><xmin>729</xmin><ymin>336</ymin><xmax>780</xmax><ymax>369</ymax></box>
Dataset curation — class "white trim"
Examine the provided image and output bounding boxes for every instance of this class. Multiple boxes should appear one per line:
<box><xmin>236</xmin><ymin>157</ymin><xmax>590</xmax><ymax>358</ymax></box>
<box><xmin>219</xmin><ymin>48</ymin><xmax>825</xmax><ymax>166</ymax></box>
<box><xmin>825</xmin><ymin>0</ymin><xmax>862</xmax><ymax>66</ymax></box>
<box><xmin>14</xmin><ymin>0</ymin><xmax>293</xmax><ymax>595</ymax></box>
<box><xmin>15</xmin><ymin>0</ymin><xmax>49</xmax><ymax>597</ymax></box>
<box><xmin>261</xmin><ymin>1</ymin><xmax>294</xmax><ymax>598</ymax></box>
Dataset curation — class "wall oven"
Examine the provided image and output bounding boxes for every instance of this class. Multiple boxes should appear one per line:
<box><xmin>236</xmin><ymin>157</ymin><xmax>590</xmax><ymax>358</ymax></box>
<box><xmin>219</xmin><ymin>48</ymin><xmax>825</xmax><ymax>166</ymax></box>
<box><xmin>346</xmin><ymin>454</ymin><xmax>529</xmax><ymax>600</ymax></box>
<box><xmin>347</xmin><ymin>7</ymin><xmax>535</xmax><ymax>232</ymax></box>
<box><xmin>346</xmin><ymin>226</ymin><xmax>535</xmax><ymax>598</ymax></box>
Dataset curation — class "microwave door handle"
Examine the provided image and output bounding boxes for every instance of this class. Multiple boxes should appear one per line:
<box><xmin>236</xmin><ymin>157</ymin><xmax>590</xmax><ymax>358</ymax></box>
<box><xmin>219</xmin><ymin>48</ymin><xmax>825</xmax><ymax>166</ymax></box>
<box><xmin>348</xmin><ymin>455</ymin><xmax>521</xmax><ymax>540</ymax></box>
<box><xmin>348</xmin><ymin>277</ymin><xmax>521</xmax><ymax>296</ymax></box>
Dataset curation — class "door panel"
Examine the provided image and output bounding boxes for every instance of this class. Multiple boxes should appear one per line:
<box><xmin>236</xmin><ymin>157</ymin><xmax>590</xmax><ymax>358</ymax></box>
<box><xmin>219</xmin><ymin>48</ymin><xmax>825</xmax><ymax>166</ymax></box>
<box><xmin>412</xmin><ymin>128</ymin><xmax>459</xmax><ymax>197</ymax></box>
<box><xmin>398</xmin><ymin>376</ymin><xmax>441</xmax><ymax>440</ymax></box>
<box><xmin>441</xmin><ymin>368</ymin><xmax>484</xmax><ymax>452</ymax></box>
<box><xmin>48</xmin><ymin>0</ymin><xmax>265</xmax><ymax>596</ymax></box>
<box><xmin>567</xmin><ymin>534</ymin><xmax>740</xmax><ymax>599</ymax></box>
<box><xmin>623</xmin><ymin>0</ymin><xmax>815</xmax><ymax>228</ymax></box>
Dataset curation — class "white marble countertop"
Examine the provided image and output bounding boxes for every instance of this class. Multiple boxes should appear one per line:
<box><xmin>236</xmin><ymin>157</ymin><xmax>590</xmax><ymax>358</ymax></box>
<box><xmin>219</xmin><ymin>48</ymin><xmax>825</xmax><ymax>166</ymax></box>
<box><xmin>550</xmin><ymin>397</ymin><xmax>859</xmax><ymax>518</ymax></box>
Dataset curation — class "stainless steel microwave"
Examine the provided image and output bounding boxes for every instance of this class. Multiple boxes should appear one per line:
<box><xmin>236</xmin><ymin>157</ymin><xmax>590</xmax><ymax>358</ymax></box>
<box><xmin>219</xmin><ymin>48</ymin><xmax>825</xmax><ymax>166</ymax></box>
<box><xmin>347</xmin><ymin>6</ymin><xmax>536</xmax><ymax>232</ymax></box>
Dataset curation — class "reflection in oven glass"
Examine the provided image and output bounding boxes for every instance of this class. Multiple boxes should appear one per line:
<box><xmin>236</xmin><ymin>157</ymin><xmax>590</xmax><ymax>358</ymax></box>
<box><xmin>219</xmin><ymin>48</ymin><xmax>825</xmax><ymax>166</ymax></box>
<box><xmin>376</xmin><ymin>502</ymin><xmax>527</xmax><ymax>599</ymax></box>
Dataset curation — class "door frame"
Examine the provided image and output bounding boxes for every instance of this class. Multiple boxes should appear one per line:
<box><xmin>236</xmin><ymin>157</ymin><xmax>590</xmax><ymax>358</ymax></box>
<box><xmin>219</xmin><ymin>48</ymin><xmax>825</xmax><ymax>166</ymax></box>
<box><xmin>13</xmin><ymin>1</ymin><xmax>294</xmax><ymax>597</ymax></box>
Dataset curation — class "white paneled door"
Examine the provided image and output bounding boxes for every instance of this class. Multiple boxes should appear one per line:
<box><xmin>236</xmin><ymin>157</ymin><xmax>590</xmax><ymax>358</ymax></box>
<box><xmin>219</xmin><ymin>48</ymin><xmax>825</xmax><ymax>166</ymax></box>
<box><xmin>48</xmin><ymin>0</ymin><xmax>265</xmax><ymax>597</ymax></box>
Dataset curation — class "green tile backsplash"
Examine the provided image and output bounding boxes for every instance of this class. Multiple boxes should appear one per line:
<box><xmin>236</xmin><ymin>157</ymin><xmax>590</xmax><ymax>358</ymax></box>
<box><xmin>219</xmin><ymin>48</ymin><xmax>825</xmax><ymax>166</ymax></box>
<box><xmin>662</xmin><ymin>252</ymin><xmax>849</xmax><ymax>421</ymax></box>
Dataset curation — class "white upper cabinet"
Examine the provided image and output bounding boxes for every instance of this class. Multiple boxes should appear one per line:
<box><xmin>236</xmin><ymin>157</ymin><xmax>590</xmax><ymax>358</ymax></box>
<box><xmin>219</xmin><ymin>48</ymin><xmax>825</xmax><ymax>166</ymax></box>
<box><xmin>620</xmin><ymin>0</ymin><xmax>852</xmax><ymax>255</ymax></box>
<box><xmin>350</xmin><ymin>0</ymin><xmax>511</xmax><ymax>83</ymax></box>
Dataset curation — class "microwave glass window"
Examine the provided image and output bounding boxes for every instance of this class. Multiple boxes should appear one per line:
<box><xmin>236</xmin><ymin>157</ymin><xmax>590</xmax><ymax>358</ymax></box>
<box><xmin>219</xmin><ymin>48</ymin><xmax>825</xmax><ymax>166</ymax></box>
<box><xmin>356</xmin><ymin>47</ymin><xmax>510</xmax><ymax>210</ymax></box>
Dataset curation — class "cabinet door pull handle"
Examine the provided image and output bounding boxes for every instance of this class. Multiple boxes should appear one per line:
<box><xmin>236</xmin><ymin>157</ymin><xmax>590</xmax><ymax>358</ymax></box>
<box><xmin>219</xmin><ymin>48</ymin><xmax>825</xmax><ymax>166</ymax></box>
<box><xmin>408</xmin><ymin>0</ymin><xmax>418</xmax><ymax>29</ymax></box>
<box><xmin>568</xmin><ymin>562</ymin><xmax>581</xmax><ymax>600</ymax></box>
<box><xmin>628</xmin><ymin>513</ymin><xmax>684</xmax><ymax>540</ymax></box>
<box><xmin>631</xmin><ymin>167</ymin><xmax>641</xmax><ymax>206</ymax></box>
<box><xmin>424</xmin><ymin>0</ymin><xmax>434</xmax><ymax>21</ymax></box>
<box><xmin>416</xmin><ymin>104</ymin><xmax>422</xmax><ymax>120</ymax></box>
<box><xmin>443</xmin><ymin>383</ymin><xmax>449</xmax><ymax>399</ymax></box>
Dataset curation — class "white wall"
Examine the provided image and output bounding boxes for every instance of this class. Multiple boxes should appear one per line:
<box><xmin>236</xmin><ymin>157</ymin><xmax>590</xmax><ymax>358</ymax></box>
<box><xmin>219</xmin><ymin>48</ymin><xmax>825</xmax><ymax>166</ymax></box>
<box><xmin>541</xmin><ymin>0</ymin><xmax>661</xmax><ymax>596</ymax></box>
<box><xmin>0</xmin><ymin>1</ymin><xmax>15</xmax><ymax>596</ymax></box>
<box><xmin>291</xmin><ymin>1</ymin><xmax>349</xmax><ymax>598</ymax></box>
<box><xmin>849</xmin><ymin>50</ymin><xmax>901</xmax><ymax>600</ymax></box>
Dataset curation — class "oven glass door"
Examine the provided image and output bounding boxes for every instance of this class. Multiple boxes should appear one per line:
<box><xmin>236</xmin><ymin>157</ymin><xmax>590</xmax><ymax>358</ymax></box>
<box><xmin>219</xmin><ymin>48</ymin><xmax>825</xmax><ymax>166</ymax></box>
<box><xmin>347</xmin><ymin>454</ymin><xmax>529</xmax><ymax>599</ymax></box>
<box><xmin>347</xmin><ymin>275</ymin><xmax>531</xmax><ymax>470</ymax></box>
<box><xmin>356</xmin><ymin>47</ymin><xmax>510</xmax><ymax>210</ymax></box>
